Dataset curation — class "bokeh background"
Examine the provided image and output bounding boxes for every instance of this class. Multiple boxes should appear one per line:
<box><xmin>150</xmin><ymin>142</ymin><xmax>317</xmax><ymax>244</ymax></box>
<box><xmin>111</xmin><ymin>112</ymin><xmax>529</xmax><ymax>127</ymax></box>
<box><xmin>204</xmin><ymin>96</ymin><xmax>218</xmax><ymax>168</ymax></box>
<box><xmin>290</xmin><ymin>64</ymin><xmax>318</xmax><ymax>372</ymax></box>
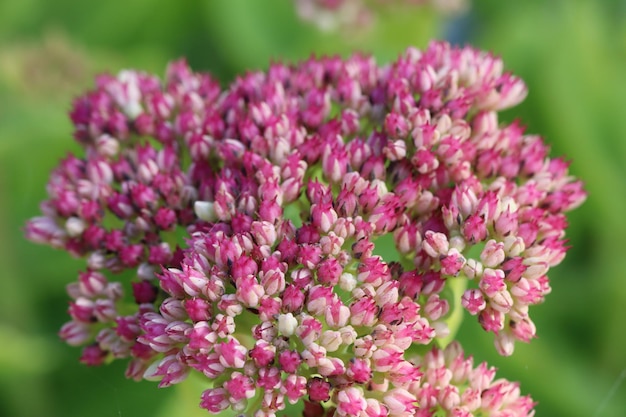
<box><xmin>1</xmin><ymin>1</ymin><xmax>625</xmax><ymax>416</ymax></box>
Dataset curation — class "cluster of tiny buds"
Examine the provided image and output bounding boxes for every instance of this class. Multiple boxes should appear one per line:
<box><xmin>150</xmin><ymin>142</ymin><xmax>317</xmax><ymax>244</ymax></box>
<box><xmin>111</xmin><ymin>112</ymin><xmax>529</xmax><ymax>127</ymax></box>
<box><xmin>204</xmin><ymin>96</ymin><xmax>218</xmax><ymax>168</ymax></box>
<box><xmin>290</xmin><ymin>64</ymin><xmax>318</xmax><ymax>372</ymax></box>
<box><xmin>26</xmin><ymin>41</ymin><xmax>584</xmax><ymax>416</ymax></box>
<box><xmin>294</xmin><ymin>0</ymin><xmax>468</xmax><ymax>32</ymax></box>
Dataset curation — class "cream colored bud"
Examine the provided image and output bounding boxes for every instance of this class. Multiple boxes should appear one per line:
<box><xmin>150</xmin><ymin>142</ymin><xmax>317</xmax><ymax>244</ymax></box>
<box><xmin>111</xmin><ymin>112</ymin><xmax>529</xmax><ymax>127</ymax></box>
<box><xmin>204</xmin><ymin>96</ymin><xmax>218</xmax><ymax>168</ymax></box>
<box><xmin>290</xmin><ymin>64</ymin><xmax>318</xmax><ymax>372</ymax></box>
<box><xmin>194</xmin><ymin>201</ymin><xmax>217</xmax><ymax>222</ymax></box>
<box><xmin>278</xmin><ymin>313</ymin><xmax>298</xmax><ymax>337</ymax></box>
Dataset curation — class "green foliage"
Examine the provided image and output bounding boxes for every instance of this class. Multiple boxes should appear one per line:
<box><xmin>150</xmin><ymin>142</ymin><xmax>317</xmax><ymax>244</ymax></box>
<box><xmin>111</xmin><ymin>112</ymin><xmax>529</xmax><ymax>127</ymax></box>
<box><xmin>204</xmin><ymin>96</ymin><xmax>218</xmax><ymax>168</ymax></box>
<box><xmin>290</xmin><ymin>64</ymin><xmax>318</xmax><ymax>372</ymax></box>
<box><xmin>1</xmin><ymin>0</ymin><xmax>624</xmax><ymax>416</ymax></box>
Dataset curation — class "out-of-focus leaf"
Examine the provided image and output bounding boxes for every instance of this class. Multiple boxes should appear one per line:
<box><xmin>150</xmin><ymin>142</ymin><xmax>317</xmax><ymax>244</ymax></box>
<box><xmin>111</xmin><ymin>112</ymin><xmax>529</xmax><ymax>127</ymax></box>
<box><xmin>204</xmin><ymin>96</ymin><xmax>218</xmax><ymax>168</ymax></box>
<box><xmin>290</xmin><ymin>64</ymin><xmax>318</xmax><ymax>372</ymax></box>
<box><xmin>202</xmin><ymin>0</ymin><xmax>443</xmax><ymax>74</ymax></box>
<box><xmin>0</xmin><ymin>325</ymin><xmax>59</xmax><ymax>374</ymax></box>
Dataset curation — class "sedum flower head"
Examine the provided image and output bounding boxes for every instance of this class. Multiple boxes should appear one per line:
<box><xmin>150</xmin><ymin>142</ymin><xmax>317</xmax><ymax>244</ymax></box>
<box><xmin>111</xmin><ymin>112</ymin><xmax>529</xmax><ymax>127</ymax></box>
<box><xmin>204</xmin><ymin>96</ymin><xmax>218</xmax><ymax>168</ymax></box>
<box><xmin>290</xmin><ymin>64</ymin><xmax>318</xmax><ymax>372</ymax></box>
<box><xmin>26</xmin><ymin>41</ymin><xmax>584</xmax><ymax>416</ymax></box>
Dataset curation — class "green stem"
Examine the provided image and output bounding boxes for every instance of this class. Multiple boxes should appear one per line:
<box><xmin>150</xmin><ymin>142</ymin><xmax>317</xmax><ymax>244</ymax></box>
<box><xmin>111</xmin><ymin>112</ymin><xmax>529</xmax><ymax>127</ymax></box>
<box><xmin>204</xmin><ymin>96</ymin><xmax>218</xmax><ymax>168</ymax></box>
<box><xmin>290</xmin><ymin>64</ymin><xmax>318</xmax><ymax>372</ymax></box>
<box><xmin>437</xmin><ymin>275</ymin><xmax>467</xmax><ymax>348</ymax></box>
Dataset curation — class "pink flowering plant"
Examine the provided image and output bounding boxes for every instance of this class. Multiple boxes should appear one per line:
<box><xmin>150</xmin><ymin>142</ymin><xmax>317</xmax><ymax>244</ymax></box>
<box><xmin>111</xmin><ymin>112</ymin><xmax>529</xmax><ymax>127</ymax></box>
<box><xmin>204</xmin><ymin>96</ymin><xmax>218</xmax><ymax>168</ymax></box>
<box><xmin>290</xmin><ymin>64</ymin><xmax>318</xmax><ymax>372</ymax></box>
<box><xmin>26</xmin><ymin>41</ymin><xmax>585</xmax><ymax>416</ymax></box>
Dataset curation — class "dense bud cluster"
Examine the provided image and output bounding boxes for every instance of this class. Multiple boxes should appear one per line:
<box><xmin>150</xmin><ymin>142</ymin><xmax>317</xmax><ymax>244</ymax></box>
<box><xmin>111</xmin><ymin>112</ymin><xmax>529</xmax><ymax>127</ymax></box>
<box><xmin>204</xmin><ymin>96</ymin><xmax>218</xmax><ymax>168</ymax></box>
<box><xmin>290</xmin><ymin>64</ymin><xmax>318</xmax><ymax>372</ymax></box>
<box><xmin>26</xmin><ymin>41</ymin><xmax>584</xmax><ymax>416</ymax></box>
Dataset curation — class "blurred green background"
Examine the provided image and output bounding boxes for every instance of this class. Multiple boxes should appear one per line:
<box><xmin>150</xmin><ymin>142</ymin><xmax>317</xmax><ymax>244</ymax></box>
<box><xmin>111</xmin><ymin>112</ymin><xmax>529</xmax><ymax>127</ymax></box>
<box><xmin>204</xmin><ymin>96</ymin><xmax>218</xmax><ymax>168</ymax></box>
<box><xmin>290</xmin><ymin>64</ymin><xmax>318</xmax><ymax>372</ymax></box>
<box><xmin>1</xmin><ymin>0</ymin><xmax>625</xmax><ymax>416</ymax></box>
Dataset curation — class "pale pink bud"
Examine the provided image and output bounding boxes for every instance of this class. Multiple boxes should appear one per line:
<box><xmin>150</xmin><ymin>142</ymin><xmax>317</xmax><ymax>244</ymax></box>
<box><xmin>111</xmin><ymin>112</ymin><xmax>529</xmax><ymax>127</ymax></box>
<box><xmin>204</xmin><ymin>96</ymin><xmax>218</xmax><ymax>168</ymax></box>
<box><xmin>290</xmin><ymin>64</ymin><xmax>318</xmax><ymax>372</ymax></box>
<box><xmin>480</xmin><ymin>239</ymin><xmax>506</xmax><ymax>268</ymax></box>
<box><xmin>412</xmin><ymin>148</ymin><xmax>439</xmax><ymax>174</ymax></box>
<box><xmin>93</xmin><ymin>299</ymin><xmax>117</xmax><ymax>322</ymax></box>
<box><xmin>301</xmin><ymin>342</ymin><xmax>326</xmax><ymax>367</ymax></box>
<box><xmin>281</xmin><ymin>374</ymin><xmax>307</xmax><ymax>404</ymax></box>
<box><xmin>510</xmin><ymin>317</ymin><xmax>536</xmax><ymax>343</ymax></box>
<box><xmin>159</xmin><ymin>298</ymin><xmax>187</xmax><ymax>321</ymax></box>
<box><xmin>250</xmin><ymin>340</ymin><xmax>277</xmax><ymax>368</ymax></box>
<box><xmin>503</xmin><ymin>235</ymin><xmax>525</xmax><ymax>257</ymax></box>
<box><xmin>478</xmin><ymin>307</ymin><xmax>505</xmax><ymax>333</ymax></box>
<box><xmin>95</xmin><ymin>134</ymin><xmax>119</xmax><ymax>156</ymax></box>
<box><xmin>77</xmin><ymin>271</ymin><xmax>108</xmax><ymax>297</ymax></box>
<box><xmin>490</xmin><ymin>289</ymin><xmax>513</xmax><ymax>313</ymax></box>
<box><xmin>217</xmin><ymin>294</ymin><xmax>243</xmax><ymax>317</ymax></box>
<box><xmin>394</xmin><ymin>222</ymin><xmax>422</xmax><ymax>254</ymax></box>
<box><xmin>322</xmin><ymin>143</ymin><xmax>348</xmax><ymax>183</ymax></box>
<box><xmin>424</xmin><ymin>294</ymin><xmax>450</xmax><ymax>321</ymax></box>
<box><xmin>311</xmin><ymin>203</ymin><xmax>338</xmax><ymax>233</ymax></box>
<box><xmin>200</xmin><ymin>388</ymin><xmax>229</xmax><ymax>413</ymax></box>
<box><xmin>350</xmin><ymin>296</ymin><xmax>378</xmax><ymax>327</ymax></box>
<box><xmin>375</xmin><ymin>281</ymin><xmax>399</xmax><ymax>306</ymax></box>
<box><xmin>462</xmin><ymin>258</ymin><xmax>483</xmax><ymax>279</ymax></box>
<box><xmin>319</xmin><ymin>232</ymin><xmax>344</xmax><ymax>255</ymax></box>
<box><xmin>364</xmin><ymin>398</ymin><xmax>388</xmax><ymax>417</ymax></box>
<box><xmin>384</xmin><ymin>388</ymin><xmax>417</xmax><ymax>415</ymax></box>
<box><xmin>295</xmin><ymin>315</ymin><xmax>322</xmax><ymax>346</ymax></box>
<box><xmin>25</xmin><ymin>217</ymin><xmax>66</xmax><ymax>247</ymax></box>
<box><xmin>217</xmin><ymin>338</ymin><xmax>247</xmax><ymax>369</ymax></box>
<box><xmin>461</xmin><ymin>289</ymin><xmax>486</xmax><ymax>315</ymax></box>
<box><xmin>325</xmin><ymin>300</ymin><xmax>350</xmax><ymax>328</ymax></box>
<box><xmin>383</xmin><ymin>139</ymin><xmax>407</xmax><ymax>161</ymax></box>
<box><xmin>235</xmin><ymin>275</ymin><xmax>264</xmax><ymax>308</ymax></box>
<box><xmin>339</xmin><ymin>272</ymin><xmax>357</xmax><ymax>292</ymax></box>
<box><xmin>59</xmin><ymin>321</ymin><xmax>91</xmax><ymax>346</ymax></box>
<box><xmin>422</xmin><ymin>231</ymin><xmax>449</xmax><ymax>257</ymax></box>
<box><xmin>211</xmin><ymin>314</ymin><xmax>235</xmax><ymax>338</ymax></box>
<box><xmin>372</xmin><ymin>344</ymin><xmax>403</xmax><ymax>373</ymax></box>
<box><xmin>494</xmin><ymin>331</ymin><xmax>515</xmax><ymax>356</ymax></box>
<box><xmin>440</xmin><ymin>248</ymin><xmax>466</xmax><ymax>276</ymax></box>
<box><xmin>522</xmin><ymin>261</ymin><xmax>549</xmax><ymax>280</ymax></box>
<box><xmin>319</xmin><ymin>330</ymin><xmax>342</xmax><ymax>352</ymax></box>
<box><xmin>144</xmin><ymin>354</ymin><xmax>190</xmax><ymax>387</ymax></box>
<box><xmin>479</xmin><ymin>268</ymin><xmax>506</xmax><ymax>298</ymax></box>
<box><xmin>336</xmin><ymin>387</ymin><xmax>367</xmax><ymax>417</ymax></box>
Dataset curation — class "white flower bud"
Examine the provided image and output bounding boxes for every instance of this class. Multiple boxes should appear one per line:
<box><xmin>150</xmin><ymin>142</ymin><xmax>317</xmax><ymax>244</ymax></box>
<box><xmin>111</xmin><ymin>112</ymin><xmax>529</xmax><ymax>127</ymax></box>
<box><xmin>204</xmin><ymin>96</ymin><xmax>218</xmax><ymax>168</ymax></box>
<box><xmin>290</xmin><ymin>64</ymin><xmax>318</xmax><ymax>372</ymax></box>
<box><xmin>194</xmin><ymin>201</ymin><xmax>217</xmax><ymax>222</ymax></box>
<box><xmin>65</xmin><ymin>217</ymin><xmax>86</xmax><ymax>237</ymax></box>
<box><xmin>278</xmin><ymin>313</ymin><xmax>298</xmax><ymax>337</ymax></box>
<box><xmin>339</xmin><ymin>272</ymin><xmax>357</xmax><ymax>292</ymax></box>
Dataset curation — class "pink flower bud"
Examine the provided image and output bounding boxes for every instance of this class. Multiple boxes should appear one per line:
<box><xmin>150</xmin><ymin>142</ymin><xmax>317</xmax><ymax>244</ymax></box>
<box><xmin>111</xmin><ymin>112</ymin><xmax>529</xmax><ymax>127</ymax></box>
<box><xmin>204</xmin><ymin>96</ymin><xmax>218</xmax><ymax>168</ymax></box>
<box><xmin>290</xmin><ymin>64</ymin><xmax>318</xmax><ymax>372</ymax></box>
<box><xmin>281</xmin><ymin>374</ymin><xmax>307</xmax><ymax>404</ymax></box>
<box><xmin>422</xmin><ymin>231</ymin><xmax>450</xmax><ymax>258</ymax></box>
<box><xmin>480</xmin><ymin>239</ymin><xmax>506</xmax><ymax>268</ymax></box>
<box><xmin>384</xmin><ymin>388</ymin><xmax>417</xmax><ymax>415</ymax></box>
<box><xmin>59</xmin><ymin>321</ymin><xmax>91</xmax><ymax>346</ymax></box>
<box><xmin>307</xmin><ymin>377</ymin><xmax>331</xmax><ymax>402</ymax></box>
<box><xmin>200</xmin><ymin>388</ymin><xmax>229</xmax><ymax>413</ymax></box>
<box><xmin>336</xmin><ymin>387</ymin><xmax>367</xmax><ymax>417</ymax></box>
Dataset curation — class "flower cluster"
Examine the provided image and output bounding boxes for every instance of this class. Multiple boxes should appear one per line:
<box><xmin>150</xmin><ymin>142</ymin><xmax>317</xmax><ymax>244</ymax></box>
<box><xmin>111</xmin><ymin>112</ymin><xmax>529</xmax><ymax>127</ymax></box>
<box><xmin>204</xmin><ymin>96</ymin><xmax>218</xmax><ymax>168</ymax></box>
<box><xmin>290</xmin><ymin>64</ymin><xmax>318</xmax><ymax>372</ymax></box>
<box><xmin>295</xmin><ymin>0</ymin><xmax>468</xmax><ymax>31</ymax></box>
<box><xmin>26</xmin><ymin>41</ymin><xmax>585</xmax><ymax>416</ymax></box>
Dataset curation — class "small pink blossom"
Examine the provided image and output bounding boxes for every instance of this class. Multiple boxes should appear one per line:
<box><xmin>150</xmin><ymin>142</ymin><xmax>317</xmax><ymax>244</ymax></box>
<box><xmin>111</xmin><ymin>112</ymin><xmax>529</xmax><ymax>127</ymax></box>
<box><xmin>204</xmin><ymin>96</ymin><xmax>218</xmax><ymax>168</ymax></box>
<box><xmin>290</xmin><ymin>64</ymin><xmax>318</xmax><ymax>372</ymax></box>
<box><xmin>295</xmin><ymin>0</ymin><xmax>468</xmax><ymax>32</ymax></box>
